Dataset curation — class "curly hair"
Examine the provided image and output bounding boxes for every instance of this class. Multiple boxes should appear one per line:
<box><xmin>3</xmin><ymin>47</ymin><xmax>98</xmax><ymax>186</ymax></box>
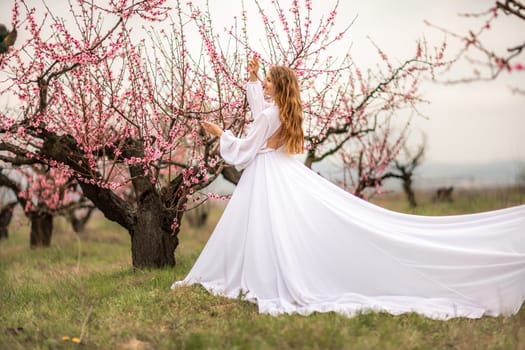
<box><xmin>269</xmin><ymin>66</ymin><xmax>304</xmax><ymax>154</ymax></box>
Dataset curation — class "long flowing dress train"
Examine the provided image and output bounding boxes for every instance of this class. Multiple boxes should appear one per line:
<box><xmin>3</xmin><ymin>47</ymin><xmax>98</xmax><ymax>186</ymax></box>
<box><xmin>172</xmin><ymin>81</ymin><xmax>525</xmax><ymax>320</ymax></box>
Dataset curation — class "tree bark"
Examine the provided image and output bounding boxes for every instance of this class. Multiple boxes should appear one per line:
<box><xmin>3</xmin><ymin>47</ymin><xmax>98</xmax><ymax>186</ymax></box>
<box><xmin>0</xmin><ymin>202</ymin><xmax>16</xmax><ymax>240</ymax></box>
<box><xmin>304</xmin><ymin>150</ymin><xmax>315</xmax><ymax>169</ymax></box>
<box><xmin>130</xmin><ymin>189</ymin><xmax>179</xmax><ymax>268</ymax></box>
<box><xmin>68</xmin><ymin>206</ymin><xmax>95</xmax><ymax>233</ymax></box>
<box><xmin>402</xmin><ymin>178</ymin><xmax>417</xmax><ymax>208</ymax></box>
<box><xmin>29</xmin><ymin>212</ymin><xmax>53</xmax><ymax>248</ymax></box>
<box><xmin>128</xmin><ymin>154</ymin><xmax>179</xmax><ymax>268</ymax></box>
<box><xmin>222</xmin><ymin>166</ymin><xmax>241</xmax><ymax>185</ymax></box>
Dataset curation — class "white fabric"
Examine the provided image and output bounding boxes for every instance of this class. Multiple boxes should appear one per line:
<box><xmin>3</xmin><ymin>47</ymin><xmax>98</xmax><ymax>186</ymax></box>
<box><xmin>172</xmin><ymin>83</ymin><xmax>525</xmax><ymax>320</ymax></box>
<box><xmin>220</xmin><ymin>83</ymin><xmax>280</xmax><ymax>170</ymax></box>
<box><xmin>245</xmin><ymin>80</ymin><xmax>273</xmax><ymax>120</ymax></box>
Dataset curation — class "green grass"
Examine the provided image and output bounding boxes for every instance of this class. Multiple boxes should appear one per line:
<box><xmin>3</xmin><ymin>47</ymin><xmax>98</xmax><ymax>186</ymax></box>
<box><xmin>370</xmin><ymin>186</ymin><xmax>525</xmax><ymax>215</ymax></box>
<box><xmin>1</xmin><ymin>187</ymin><xmax>524</xmax><ymax>349</ymax></box>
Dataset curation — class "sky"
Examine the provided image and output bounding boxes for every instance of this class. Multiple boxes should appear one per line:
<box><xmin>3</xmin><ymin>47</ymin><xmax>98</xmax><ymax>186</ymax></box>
<box><xmin>1</xmin><ymin>0</ymin><xmax>523</xmax><ymax>167</ymax></box>
<box><xmin>336</xmin><ymin>1</ymin><xmax>524</xmax><ymax>166</ymax></box>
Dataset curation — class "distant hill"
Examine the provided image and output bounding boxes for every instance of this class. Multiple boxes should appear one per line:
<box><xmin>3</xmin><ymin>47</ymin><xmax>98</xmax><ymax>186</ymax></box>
<box><xmin>312</xmin><ymin>159</ymin><xmax>525</xmax><ymax>191</ymax></box>
<box><xmin>197</xmin><ymin>159</ymin><xmax>525</xmax><ymax>196</ymax></box>
<box><xmin>412</xmin><ymin>160</ymin><xmax>525</xmax><ymax>189</ymax></box>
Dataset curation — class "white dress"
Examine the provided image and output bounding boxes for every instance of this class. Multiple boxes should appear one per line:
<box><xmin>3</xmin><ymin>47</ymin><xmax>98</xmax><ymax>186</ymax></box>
<box><xmin>172</xmin><ymin>81</ymin><xmax>525</xmax><ymax>320</ymax></box>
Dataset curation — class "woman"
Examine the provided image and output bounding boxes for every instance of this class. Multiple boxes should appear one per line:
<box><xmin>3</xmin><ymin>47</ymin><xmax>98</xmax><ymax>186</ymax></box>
<box><xmin>172</xmin><ymin>57</ymin><xmax>525</xmax><ymax>320</ymax></box>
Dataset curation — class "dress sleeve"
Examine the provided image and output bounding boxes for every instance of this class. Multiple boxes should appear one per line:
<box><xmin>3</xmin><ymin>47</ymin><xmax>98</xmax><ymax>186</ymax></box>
<box><xmin>220</xmin><ymin>111</ymin><xmax>272</xmax><ymax>170</ymax></box>
<box><xmin>246</xmin><ymin>81</ymin><xmax>271</xmax><ymax>120</ymax></box>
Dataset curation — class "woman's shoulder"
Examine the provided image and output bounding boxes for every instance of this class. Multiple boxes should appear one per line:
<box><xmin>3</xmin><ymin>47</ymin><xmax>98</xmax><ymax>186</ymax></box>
<box><xmin>258</xmin><ymin>105</ymin><xmax>280</xmax><ymax>129</ymax></box>
<box><xmin>260</xmin><ymin>104</ymin><xmax>278</xmax><ymax>117</ymax></box>
<box><xmin>256</xmin><ymin>105</ymin><xmax>278</xmax><ymax>123</ymax></box>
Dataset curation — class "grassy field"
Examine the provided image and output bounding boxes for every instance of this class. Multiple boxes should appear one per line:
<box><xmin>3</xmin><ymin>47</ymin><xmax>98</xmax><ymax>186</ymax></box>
<box><xmin>1</xmin><ymin>187</ymin><xmax>524</xmax><ymax>349</ymax></box>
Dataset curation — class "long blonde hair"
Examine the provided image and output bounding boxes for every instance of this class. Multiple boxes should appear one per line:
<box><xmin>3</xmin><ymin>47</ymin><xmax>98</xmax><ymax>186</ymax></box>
<box><xmin>269</xmin><ymin>66</ymin><xmax>304</xmax><ymax>154</ymax></box>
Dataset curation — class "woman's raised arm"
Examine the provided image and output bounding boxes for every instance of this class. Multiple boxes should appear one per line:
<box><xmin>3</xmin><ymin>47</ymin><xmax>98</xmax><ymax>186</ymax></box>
<box><xmin>246</xmin><ymin>56</ymin><xmax>267</xmax><ymax>119</ymax></box>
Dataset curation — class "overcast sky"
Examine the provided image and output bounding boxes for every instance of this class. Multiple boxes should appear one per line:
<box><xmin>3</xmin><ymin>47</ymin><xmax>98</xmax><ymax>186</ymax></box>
<box><xmin>337</xmin><ymin>1</ymin><xmax>524</xmax><ymax>165</ymax></box>
<box><xmin>1</xmin><ymin>0</ymin><xmax>523</xmax><ymax>165</ymax></box>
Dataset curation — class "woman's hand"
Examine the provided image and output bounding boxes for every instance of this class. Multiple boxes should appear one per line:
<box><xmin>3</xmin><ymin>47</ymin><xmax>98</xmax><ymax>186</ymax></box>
<box><xmin>248</xmin><ymin>56</ymin><xmax>259</xmax><ymax>82</ymax></box>
<box><xmin>201</xmin><ymin>121</ymin><xmax>223</xmax><ymax>137</ymax></box>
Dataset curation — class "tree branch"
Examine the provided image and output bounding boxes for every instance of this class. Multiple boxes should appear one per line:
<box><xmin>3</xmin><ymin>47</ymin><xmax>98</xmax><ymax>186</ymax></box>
<box><xmin>496</xmin><ymin>0</ymin><xmax>525</xmax><ymax>20</ymax></box>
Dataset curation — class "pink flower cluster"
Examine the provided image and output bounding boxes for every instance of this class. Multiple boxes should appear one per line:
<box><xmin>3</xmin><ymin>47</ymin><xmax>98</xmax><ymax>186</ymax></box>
<box><xmin>0</xmin><ymin>0</ymin><xmax>443</xmax><ymax>228</ymax></box>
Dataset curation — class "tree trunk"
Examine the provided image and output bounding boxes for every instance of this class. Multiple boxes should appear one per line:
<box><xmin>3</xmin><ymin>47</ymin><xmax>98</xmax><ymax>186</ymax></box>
<box><xmin>41</xmin><ymin>133</ymin><xmax>180</xmax><ymax>267</ymax></box>
<box><xmin>29</xmin><ymin>212</ymin><xmax>53</xmax><ymax>248</ymax></box>
<box><xmin>68</xmin><ymin>207</ymin><xmax>95</xmax><ymax>233</ymax></box>
<box><xmin>186</xmin><ymin>202</ymin><xmax>209</xmax><ymax>227</ymax></box>
<box><xmin>71</xmin><ymin>214</ymin><xmax>87</xmax><ymax>233</ymax></box>
<box><xmin>222</xmin><ymin>166</ymin><xmax>241</xmax><ymax>185</ymax></box>
<box><xmin>304</xmin><ymin>150</ymin><xmax>315</xmax><ymax>169</ymax></box>
<box><xmin>0</xmin><ymin>203</ymin><xmax>17</xmax><ymax>240</ymax></box>
<box><xmin>0</xmin><ymin>224</ymin><xmax>7</xmax><ymax>240</ymax></box>
<box><xmin>130</xmin><ymin>186</ymin><xmax>179</xmax><ymax>268</ymax></box>
<box><xmin>403</xmin><ymin>179</ymin><xmax>417</xmax><ymax>208</ymax></box>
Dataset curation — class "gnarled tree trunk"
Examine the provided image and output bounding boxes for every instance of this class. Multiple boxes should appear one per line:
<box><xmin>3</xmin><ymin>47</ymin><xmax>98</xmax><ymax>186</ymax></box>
<box><xmin>130</xmin><ymin>188</ymin><xmax>179</xmax><ymax>268</ymax></box>
<box><xmin>41</xmin><ymin>132</ymin><xmax>182</xmax><ymax>268</ymax></box>
<box><xmin>29</xmin><ymin>212</ymin><xmax>53</xmax><ymax>248</ymax></box>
